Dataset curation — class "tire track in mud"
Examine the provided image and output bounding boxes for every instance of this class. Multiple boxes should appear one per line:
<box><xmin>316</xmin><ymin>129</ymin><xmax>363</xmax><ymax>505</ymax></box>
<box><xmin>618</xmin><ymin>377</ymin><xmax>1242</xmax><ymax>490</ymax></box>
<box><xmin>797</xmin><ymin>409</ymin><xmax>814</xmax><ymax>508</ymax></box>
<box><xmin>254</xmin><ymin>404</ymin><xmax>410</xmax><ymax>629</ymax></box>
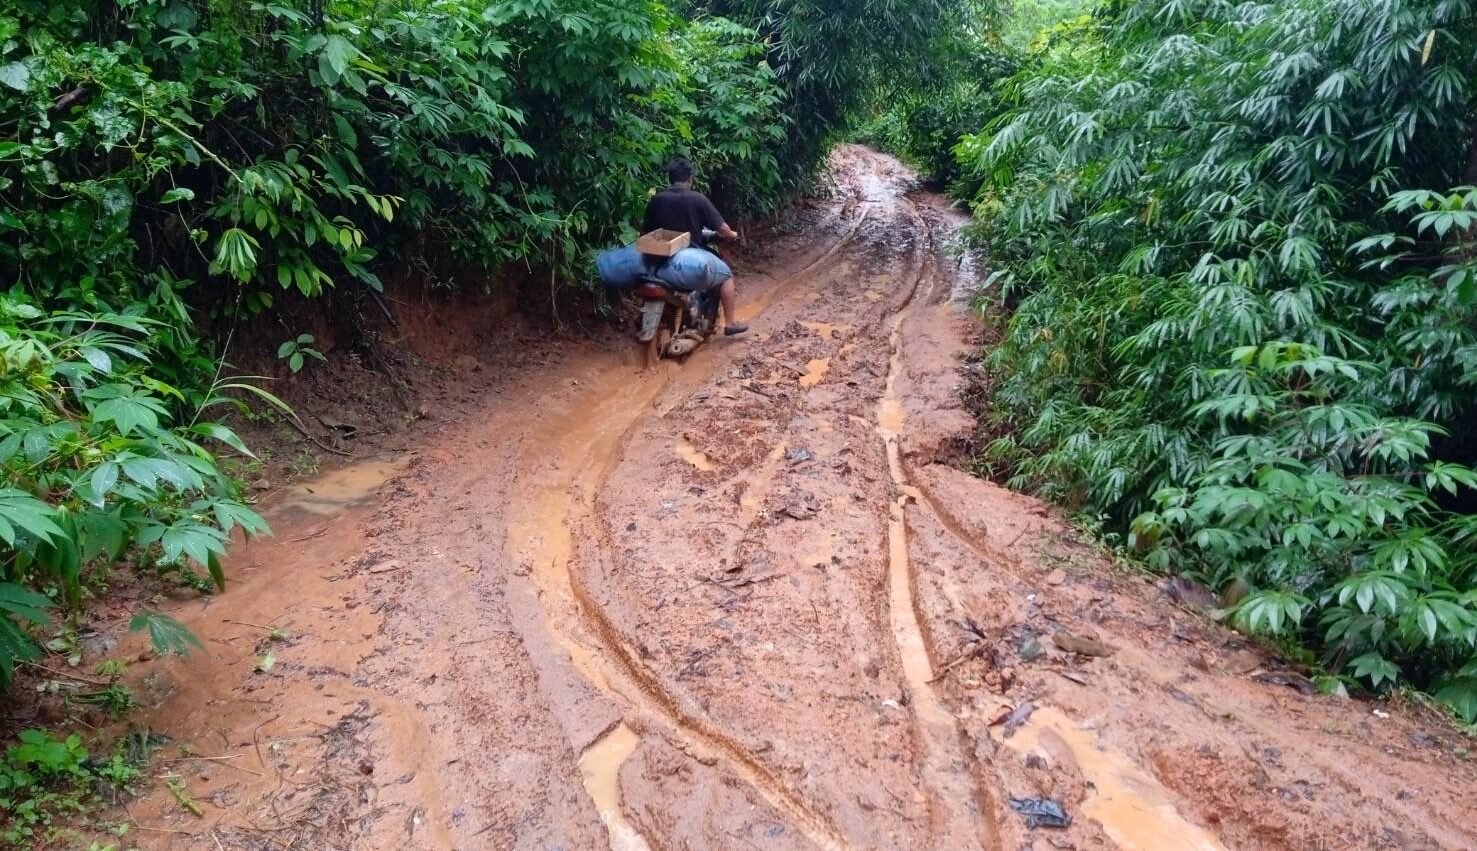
<box><xmin>504</xmin><ymin>206</ymin><xmax>878</xmax><ymax>851</ymax></box>
<box><xmin>873</xmin><ymin>205</ymin><xmax>995</xmax><ymax>850</ymax></box>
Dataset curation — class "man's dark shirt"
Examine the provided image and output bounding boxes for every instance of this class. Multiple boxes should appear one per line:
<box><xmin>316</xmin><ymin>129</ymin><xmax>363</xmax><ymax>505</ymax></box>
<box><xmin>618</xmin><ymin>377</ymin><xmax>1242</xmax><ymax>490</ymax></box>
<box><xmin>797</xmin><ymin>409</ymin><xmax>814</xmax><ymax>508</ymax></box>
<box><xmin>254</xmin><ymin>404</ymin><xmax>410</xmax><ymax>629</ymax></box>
<box><xmin>643</xmin><ymin>186</ymin><xmax>724</xmax><ymax>250</ymax></box>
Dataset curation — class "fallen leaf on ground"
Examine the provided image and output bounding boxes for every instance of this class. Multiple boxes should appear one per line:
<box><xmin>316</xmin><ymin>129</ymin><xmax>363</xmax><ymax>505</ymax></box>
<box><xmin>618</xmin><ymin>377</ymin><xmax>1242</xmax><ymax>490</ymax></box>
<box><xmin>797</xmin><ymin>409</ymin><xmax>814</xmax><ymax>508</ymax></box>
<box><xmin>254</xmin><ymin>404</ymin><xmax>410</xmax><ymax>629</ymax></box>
<box><xmin>1000</xmin><ymin>701</ymin><xmax>1036</xmax><ymax>738</ymax></box>
<box><xmin>1165</xmin><ymin>575</ymin><xmax>1217</xmax><ymax>609</ymax></box>
<box><xmin>1251</xmin><ymin>670</ymin><xmax>1317</xmax><ymax>696</ymax></box>
<box><xmin>1052</xmin><ymin>632</ymin><xmax>1115</xmax><ymax>657</ymax></box>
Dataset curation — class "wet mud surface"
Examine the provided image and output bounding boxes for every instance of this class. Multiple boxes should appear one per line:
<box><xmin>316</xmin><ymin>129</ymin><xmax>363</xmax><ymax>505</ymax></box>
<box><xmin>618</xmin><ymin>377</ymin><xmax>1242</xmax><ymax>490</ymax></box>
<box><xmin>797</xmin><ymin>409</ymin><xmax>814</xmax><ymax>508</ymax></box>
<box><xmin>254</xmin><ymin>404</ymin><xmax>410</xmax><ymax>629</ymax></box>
<box><xmin>117</xmin><ymin>147</ymin><xmax>1476</xmax><ymax>850</ymax></box>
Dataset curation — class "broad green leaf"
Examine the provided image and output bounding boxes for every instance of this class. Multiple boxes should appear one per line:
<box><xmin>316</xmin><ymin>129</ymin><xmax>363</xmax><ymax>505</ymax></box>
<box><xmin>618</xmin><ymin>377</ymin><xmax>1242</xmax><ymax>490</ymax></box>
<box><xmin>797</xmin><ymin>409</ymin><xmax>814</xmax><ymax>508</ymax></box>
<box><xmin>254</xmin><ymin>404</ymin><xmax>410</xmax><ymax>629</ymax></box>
<box><xmin>0</xmin><ymin>490</ymin><xmax>64</xmax><ymax>545</ymax></box>
<box><xmin>160</xmin><ymin>521</ymin><xmax>227</xmax><ymax>567</ymax></box>
<box><xmin>86</xmin><ymin>387</ymin><xmax>167</xmax><ymax>435</ymax></box>
<box><xmin>129</xmin><ymin>611</ymin><xmax>203</xmax><ymax>656</ymax></box>
<box><xmin>0</xmin><ymin>62</ymin><xmax>29</xmax><ymax>92</ymax></box>
<box><xmin>77</xmin><ymin>510</ymin><xmax>128</xmax><ymax>563</ymax></box>
<box><xmin>79</xmin><ymin>346</ymin><xmax>113</xmax><ymax>373</ymax></box>
<box><xmin>89</xmin><ymin>463</ymin><xmax>120</xmax><ymax>506</ymax></box>
<box><xmin>1350</xmin><ymin>652</ymin><xmax>1399</xmax><ymax>688</ymax></box>
<box><xmin>189</xmin><ymin>423</ymin><xmax>254</xmax><ymax>457</ymax></box>
<box><xmin>0</xmin><ymin>583</ymin><xmax>53</xmax><ymax>626</ymax></box>
<box><xmin>1435</xmin><ymin>678</ymin><xmax>1477</xmax><ymax>724</ymax></box>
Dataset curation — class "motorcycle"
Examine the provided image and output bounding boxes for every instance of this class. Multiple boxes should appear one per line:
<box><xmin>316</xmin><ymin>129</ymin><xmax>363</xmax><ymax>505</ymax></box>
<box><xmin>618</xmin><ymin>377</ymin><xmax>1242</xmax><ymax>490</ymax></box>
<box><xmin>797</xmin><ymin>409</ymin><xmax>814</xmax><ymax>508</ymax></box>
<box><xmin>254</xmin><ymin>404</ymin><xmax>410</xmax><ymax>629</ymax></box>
<box><xmin>634</xmin><ymin>228</ymin><xmax>722</xmax><ymax>368</ymax></box>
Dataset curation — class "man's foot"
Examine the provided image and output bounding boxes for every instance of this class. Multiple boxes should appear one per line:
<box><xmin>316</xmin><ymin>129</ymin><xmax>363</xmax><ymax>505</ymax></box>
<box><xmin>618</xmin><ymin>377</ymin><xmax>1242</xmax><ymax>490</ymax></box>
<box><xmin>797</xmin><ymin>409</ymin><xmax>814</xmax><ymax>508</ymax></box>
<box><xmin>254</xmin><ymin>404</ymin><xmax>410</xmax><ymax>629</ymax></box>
<box><xmin>724</xmin><ymin>324</ymin><xmax>749</xmax><ymax>337</ymax></box>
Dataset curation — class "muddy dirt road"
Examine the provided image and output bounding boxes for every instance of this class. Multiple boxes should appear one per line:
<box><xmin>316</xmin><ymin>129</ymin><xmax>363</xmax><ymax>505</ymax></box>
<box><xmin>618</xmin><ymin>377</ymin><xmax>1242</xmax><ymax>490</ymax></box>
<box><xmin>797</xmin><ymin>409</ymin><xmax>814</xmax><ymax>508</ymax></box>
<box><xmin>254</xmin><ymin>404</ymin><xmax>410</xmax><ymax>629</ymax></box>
<box><xmin>124</xmin><ymin>147</ymin><xmax>1476</xmax><ymax>850</ymax></box>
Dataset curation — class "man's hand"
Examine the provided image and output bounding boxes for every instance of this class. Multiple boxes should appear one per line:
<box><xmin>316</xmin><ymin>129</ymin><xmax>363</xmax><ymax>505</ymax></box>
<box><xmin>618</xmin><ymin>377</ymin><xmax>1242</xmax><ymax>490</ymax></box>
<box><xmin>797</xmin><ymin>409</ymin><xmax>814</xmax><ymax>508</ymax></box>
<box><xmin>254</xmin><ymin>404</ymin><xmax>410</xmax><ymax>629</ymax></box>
<box><xmin>719</xmin><ymin>223</ymin><xmax>742</xmax><ymax>242</ymax></box>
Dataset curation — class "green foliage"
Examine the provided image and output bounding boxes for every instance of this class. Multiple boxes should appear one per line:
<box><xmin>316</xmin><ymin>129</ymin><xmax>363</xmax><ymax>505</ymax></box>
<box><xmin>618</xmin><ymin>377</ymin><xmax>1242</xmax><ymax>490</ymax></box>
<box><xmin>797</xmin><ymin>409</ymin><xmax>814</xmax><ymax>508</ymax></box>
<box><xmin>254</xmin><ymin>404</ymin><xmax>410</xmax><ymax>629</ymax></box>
<box><xmin>857</xmin><ymin>2</ymin><xmax>1091</xmax><ymax>189</ymax></box>
<box><xmin>0</xmin><ymin>294</ymin><xmax>267</xmax><ymax>684</ymax></box>
<box><xmin>858</xmin><ymin>53</ymin><xmax>1016</xmax><ymax>190</ymax></box>
<box><xmin>0</xmin><ymin>730</ymin><xmax>140</xmax><ymax>847</ymax></box>
<box><xmin>2</xmin><ymin>1</ymin><xmax>791</xmax><ymax>311</ymax></box>
<box><xmin>693</xmin><ymin>0</ymin><xmax>982</xmax><ymax>195</ymax></box>
<box><xmin>1000</xmin><ymin>0</ymin><xmax>1094</xmax><ymax>50</ymax></box>
<box><xmin>129</xmin><ymin>610</ymin><xmax>204</xmax><ymax>657</ymax></box>
<box><xmin>963</xmin><ymin>0</ymin><xmax>1477</xmax><ymax>719</ymax></box>
<box><xmin>277</xmin><ymin>334</ymin><xmax>326</xmax><ymax>374</ymax></box>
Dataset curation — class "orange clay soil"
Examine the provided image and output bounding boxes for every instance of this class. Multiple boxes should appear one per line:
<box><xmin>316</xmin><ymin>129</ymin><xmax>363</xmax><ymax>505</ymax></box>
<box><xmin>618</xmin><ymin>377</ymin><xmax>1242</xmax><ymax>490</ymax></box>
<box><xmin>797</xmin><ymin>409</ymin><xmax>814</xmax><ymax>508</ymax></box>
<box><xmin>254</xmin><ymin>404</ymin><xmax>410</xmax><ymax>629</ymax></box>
<box><xmin>110</xmin><ymin>146</ymin><xmax>1475</xmax><ymax>851</ymax></box>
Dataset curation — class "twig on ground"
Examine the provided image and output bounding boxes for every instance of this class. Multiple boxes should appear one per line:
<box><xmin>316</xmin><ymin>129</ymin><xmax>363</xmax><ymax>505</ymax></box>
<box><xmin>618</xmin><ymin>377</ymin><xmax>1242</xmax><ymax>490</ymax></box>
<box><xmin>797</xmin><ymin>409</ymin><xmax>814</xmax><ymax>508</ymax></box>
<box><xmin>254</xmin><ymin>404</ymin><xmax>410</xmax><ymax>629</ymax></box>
<box><xmin>927</xmin><ymin>646</ymin><xmax>986</xmax><ymax>684</ymax></box>
<box><xmin>282</xmin><ymin>412</ymin><xmax>352</xmax><ymax>457</ymax></box>
<box><xmin>287</xmin><ymin>525</ymin><xmax>330</xmax><ymax>543</ymax></box>
<box><xmin>253</xmin><ymin>715</ymin><xmax>281</xmax><ymax>777</ymax></box>
<box><xmin>225</xmin><ymin>618</ymin><xmax>285</xmax><ymax>632</ymax></box>
<box><xmin>22</xmin><ymin>662</ymin><xmax>112</xmax><ymax>687</ymax></box>
<box><xmin>768</xmin><ymin>357</ymin><xmax>806</xmax><ymax>376</ymax></box>
<box><xmin>162</xmin><ymin>753</ymin><xmax>266</xmax><ymax>777</ymax></box>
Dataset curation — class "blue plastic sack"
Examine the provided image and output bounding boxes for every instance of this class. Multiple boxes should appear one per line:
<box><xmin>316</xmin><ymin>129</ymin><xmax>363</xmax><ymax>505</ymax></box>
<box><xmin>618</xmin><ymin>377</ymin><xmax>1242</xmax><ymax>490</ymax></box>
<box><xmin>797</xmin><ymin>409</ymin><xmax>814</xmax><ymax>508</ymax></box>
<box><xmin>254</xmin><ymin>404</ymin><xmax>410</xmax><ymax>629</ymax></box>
<box><xmin>597</xmin><ymin>244</ymin><xmax>732</xmax><ymax>292</ymax></box>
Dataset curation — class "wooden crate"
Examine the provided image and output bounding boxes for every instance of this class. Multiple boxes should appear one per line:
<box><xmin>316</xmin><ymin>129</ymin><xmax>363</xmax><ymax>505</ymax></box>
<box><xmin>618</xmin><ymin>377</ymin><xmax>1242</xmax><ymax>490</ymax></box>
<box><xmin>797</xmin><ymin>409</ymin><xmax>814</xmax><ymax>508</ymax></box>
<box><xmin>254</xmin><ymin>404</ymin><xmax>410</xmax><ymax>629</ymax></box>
<box><xmin>636</xmin><ymin>228</ymin><xmax>690</xmax><ymax>257</ymax></box>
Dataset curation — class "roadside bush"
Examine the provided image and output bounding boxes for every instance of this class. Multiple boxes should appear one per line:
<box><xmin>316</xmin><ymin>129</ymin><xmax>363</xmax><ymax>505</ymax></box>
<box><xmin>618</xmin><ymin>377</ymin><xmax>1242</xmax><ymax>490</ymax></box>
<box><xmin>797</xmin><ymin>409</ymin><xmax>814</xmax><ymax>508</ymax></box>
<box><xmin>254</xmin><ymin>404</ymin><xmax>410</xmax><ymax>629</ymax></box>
<box><xmin>857</xmin><ymin>2</ymin><xmax>1088</xmax><ymax>191</ymax></box>
<box><xmin>0</xmin><ymin>293</ymin><xmax>266</xmax><ymax>682</ymax></box>
<box><xmin>962</xmin><ymin>0</ymin><xmax>1477</xmax><ymax>718</ymax></box>
<box><xmin>858</xmin><ymin>63</ymin><xmax>1012</xmax><ymax>192</ymax></box>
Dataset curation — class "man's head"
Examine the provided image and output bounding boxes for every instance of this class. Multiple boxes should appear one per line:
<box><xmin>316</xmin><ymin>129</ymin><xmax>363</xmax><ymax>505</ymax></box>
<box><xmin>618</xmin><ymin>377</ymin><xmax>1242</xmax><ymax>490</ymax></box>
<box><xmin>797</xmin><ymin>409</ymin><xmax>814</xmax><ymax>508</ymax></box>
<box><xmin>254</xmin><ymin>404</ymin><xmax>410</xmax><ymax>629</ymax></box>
<box><xmin>666</xmin><ymin>157</ymin><xmax>694</xmax><ymax>187</ymax></box>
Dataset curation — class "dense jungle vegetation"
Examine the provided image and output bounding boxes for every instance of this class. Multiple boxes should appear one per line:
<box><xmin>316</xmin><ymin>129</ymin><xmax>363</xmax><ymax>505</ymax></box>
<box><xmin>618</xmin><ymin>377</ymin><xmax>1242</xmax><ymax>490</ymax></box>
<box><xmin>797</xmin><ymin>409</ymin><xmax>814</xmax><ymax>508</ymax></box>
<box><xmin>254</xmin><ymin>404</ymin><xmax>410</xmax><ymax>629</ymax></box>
<box><xmin>868</xmin><ymin>0</ymin><xmax>1477</xmax><ymax>722</ymax></box>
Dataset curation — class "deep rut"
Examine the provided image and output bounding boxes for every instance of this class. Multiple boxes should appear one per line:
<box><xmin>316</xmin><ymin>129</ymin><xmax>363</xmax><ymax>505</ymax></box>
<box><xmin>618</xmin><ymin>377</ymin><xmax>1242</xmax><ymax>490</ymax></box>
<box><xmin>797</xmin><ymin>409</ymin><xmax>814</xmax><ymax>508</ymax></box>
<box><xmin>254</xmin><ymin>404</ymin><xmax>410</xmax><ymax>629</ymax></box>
<box><xmin>874</xmin><ymin>207</ymin><xmax>993</xmax><ymax>849</ymax></box>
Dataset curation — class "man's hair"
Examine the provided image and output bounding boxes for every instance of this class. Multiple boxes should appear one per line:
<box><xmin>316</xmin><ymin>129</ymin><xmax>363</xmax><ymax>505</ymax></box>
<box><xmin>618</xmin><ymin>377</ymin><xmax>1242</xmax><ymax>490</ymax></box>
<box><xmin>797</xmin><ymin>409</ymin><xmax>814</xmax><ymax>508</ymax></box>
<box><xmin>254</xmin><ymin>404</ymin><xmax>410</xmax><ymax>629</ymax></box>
<box><xmin>666</xmin><ymin>157</ymin><xmax>694</xmax><ymax>184</ymax></box>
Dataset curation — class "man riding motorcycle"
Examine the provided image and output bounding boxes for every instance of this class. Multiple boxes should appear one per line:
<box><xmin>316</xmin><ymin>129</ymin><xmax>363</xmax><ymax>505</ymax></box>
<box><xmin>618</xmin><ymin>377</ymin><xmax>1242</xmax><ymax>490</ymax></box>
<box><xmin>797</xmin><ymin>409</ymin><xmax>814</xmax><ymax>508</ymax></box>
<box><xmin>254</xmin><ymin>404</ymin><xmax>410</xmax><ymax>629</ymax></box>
<box><xmin>641</xmin><ymin>157</ymin><xmax>748</xmax><ymax>337</ymax></box>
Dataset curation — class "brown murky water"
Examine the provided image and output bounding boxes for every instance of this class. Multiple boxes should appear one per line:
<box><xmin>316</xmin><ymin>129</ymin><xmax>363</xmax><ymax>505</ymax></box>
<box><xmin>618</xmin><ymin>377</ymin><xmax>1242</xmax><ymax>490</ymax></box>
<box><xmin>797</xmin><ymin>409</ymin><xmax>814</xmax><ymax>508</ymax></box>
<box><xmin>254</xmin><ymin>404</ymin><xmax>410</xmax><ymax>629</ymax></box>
<box><xmin>798</xmin><ymin>357</ymin><xmax>831</xmax><ymax>388</ymax></box>
<box><xmin>274</xmin><ymin>456</ymin><xmax>409</xmax><ymax>516</ymax></box>
<box><xmin>580</xmin><ymin>723</ymin><xmax>650</xmax><ymax>851</ymax></box>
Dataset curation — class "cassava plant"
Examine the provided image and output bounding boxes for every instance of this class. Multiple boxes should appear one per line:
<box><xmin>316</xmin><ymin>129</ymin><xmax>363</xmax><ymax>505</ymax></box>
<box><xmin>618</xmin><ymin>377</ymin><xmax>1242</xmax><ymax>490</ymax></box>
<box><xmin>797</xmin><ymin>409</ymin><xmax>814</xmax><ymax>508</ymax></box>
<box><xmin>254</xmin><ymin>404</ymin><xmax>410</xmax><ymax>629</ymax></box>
<box><xmin>962</xmin><ymin>0</ymin><xmax>1477</xmax><ymax>719</ymax></box>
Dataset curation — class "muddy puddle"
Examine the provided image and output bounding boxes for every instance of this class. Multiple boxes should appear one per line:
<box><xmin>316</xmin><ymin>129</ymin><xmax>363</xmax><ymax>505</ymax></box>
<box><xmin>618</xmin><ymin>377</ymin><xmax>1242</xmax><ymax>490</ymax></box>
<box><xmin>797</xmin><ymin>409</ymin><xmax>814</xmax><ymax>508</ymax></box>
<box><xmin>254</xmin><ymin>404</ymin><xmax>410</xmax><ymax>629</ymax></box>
<box><xmin>580</xmin><ymin>724</ymin><xmax>651</xmax><ymax>851</ymax></box>
<box><xmin>998</xmin><ymin>706</ymin><xmax>1227</xmax><ymax>851</ymax></box>
<box><xmin>800</xmin><ymin>321</ymin><xmax>849</xmax><ymax>341</ymax></box>
<box><xmin>799</xmin><ymin>357</ymin><xmax>831</xmax><ymax>388</ymax></box>
<box><xmin>272</xmin><ymin>455</ymin><xmax>409</xmax><ymax>517</ymax></box>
